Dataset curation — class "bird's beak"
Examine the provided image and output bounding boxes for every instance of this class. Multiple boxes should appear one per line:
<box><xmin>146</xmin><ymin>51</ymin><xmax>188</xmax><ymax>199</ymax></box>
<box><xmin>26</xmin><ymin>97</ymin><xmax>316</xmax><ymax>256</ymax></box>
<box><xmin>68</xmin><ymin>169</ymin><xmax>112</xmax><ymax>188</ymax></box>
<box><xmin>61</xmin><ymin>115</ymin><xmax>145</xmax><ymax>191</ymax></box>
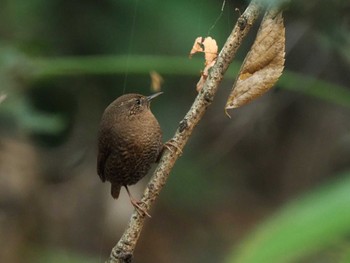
<box><xmin>147</xmin><ymin>92</ymin><xmax>163</xmax><ymax>101</ymax></box>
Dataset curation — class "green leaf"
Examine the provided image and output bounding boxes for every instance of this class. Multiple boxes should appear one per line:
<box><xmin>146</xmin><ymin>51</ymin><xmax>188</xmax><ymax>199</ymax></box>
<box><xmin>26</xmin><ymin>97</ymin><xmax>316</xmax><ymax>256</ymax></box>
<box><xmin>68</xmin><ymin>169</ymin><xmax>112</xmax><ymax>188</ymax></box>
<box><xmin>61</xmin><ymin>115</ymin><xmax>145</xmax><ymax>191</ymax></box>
<box><xmin>226</xmin><ymin>172</ymin><xmax>350</xmax><ymax>263</ymax></box>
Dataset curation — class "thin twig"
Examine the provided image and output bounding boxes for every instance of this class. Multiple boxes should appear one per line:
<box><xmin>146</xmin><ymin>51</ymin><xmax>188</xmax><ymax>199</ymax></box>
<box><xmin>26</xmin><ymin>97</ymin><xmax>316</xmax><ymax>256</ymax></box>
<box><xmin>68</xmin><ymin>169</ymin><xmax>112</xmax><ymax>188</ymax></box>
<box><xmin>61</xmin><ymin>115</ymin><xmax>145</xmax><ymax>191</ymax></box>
<box><xmin>106</xmin><ymin>1</ymin><xmax>263</xmax><ymax>262</ymax></box>
<box><xmin>207</xmin><ymin>0</ymin><xmax>226</xmax><ymax>36</ymax></box>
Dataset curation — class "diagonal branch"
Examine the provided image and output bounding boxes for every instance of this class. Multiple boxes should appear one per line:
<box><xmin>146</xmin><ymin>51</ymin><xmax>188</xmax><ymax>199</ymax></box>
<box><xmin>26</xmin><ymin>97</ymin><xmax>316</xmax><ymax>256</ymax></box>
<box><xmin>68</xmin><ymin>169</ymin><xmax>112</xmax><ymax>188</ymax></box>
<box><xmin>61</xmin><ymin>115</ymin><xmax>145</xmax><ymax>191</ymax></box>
<box><xmin>106</xmin><ymin>1</ymin><xmax>263</xmax><ymax>262</ymax></box>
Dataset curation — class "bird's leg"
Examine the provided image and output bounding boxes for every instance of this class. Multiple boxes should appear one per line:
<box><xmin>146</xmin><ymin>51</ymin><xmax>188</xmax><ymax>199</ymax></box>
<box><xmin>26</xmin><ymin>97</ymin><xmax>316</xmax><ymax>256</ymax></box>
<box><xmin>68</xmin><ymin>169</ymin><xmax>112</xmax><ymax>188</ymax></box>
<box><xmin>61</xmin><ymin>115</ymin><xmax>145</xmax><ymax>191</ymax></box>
<box><xmin>124</xmin><ymin>186</ymin><xmax>151</xmax><ymax>218</ymax></box>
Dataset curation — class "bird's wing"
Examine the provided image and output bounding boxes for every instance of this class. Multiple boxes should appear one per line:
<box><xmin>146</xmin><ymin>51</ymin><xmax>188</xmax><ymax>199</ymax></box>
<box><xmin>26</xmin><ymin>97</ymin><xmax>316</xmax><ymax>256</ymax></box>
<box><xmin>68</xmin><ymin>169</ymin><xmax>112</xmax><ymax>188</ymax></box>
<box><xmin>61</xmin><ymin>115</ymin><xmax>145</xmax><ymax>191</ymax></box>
<box><xmin>97</xmin><ymin>149</ymin><xmax>108</xmax><ymax>182</ymax></box>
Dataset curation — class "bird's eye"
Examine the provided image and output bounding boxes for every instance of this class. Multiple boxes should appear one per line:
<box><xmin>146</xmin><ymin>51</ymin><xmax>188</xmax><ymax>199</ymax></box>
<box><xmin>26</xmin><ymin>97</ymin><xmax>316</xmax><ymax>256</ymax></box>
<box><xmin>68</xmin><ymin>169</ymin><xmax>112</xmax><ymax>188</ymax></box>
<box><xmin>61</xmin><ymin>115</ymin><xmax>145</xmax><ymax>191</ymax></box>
<box><xmin>135</xmin><ymin>98</ymin><xmax>142</xmax><ymax>105</ymax></box>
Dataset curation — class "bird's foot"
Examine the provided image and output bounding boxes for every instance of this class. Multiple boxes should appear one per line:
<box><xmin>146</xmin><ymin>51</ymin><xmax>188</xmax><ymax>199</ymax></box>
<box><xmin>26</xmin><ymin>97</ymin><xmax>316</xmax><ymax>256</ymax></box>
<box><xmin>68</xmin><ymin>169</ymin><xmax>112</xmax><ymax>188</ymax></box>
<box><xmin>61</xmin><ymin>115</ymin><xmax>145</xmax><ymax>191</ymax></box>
<box><xmin>164</xmin><ymin>139</ymin><xmax>183</xmax><ymax>155</ymax></box>
<box><xmin>130</xmin><ymin>198</ymin><xmax>151</xmax><ymax>218</ymax></box>
<box><xmin>125</xmin><ymin>185</ymin><xmax>151</xmax><ymax>218</ymax></box>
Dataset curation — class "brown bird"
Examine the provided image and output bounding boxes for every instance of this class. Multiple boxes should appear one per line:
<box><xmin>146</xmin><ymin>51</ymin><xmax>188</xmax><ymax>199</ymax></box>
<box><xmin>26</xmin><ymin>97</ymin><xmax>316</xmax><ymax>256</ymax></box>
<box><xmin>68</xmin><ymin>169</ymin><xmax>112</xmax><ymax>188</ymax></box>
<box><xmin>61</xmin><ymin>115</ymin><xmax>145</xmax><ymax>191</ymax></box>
<box><xmin>97</xmin><ymin>92</ymin><xmax>163</xmax><ymax>216</ymax></box>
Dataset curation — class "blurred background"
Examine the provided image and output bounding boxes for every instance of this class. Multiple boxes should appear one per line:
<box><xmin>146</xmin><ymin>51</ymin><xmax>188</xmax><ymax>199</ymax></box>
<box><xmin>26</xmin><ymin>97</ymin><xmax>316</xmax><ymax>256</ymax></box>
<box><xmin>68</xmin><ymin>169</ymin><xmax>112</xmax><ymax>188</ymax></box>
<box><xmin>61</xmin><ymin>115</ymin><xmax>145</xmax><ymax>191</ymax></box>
<box><xmin>0</xmin><ymin>0</ymin><xmax>349</xmax><ymax>263</ymax></box>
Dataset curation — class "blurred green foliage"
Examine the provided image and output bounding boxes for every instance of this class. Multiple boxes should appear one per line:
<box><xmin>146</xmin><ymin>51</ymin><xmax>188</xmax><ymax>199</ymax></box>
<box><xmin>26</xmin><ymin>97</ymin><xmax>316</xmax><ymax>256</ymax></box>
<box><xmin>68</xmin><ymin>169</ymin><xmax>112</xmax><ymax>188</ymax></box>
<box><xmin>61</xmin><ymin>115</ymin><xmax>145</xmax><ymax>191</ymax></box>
<box><xmin>29</xmin><ymin>247</ymin><xmax>98</xmax><ymax>263</ymax></box>
<box><xmin>0</xmin><ymin>0</ymin><xmax>349</xmax><ymax>263</ymax></box>
<box><xmin>1</xmin><ymin>0</ymin><xmax>349</xmax><ymax>137</ymax></box>
<box><xmin>227</xmin><ymin>172</ymin><xmax>350</xmax><ymax>263</ymax></box>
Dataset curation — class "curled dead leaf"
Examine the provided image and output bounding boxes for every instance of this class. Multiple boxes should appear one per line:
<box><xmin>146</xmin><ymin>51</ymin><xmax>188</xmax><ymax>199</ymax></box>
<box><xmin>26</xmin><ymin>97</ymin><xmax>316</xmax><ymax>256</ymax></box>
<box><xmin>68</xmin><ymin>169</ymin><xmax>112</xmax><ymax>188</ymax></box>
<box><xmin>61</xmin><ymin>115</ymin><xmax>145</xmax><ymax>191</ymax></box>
<box><xmin>202</xmin><ymin>37</ymin><xmax>218</xmax><ymax>66</ymax></box>
<box><xmin>196</xmin><ymin>60</ymin><xmax>215</xmax><ymax>92</ymax></box>
<box><xmin>225</xmin><ymin>9</ymin><xmax>285</xmax><ymax>111</ymax></box>
<box><xmin>189</xmin><ymin>36</ymin><xmax>218</xmax><ymax>65</ymax></box>
<box><xmin>150</xmin><ymin>71</ymin><xmax>164</xmax><ymax>92</ymax></box>
<box><xmin>189</xmin><ymin>36</ymin><xmax>218</xmax><ymax>92</ymax></box>
<box><xmin>189</xmin><ymin>37</ymin><xmax>205</xmax><ymax>58</ymax></box>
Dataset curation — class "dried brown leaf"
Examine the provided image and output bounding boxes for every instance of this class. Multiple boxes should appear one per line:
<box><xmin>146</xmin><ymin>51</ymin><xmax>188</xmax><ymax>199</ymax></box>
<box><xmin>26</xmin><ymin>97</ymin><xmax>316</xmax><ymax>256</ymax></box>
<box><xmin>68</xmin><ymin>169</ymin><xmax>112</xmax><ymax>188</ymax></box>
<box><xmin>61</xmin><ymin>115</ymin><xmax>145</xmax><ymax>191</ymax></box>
<box><xmin>196</xmin><ymin>60</ymin><xmax>216</xmax><ymax>92</ymax></box>
<box><xmin>150</xmin><ymin>71</ymin><xmax>164</xmax><ymax>92</ymax></box>
<box><xmin>189</xmin><ymin>36</ymin><xmax>218</xmax><ymax>65</ymax></box>
<box><xmin>189</xmin><ymin>37</ymin><xmax>205</xmax><ymax>58</ymax></box>
<box><xmin>225</xmin><ymin>10</ymin><xmax>285</xmax><ymax>111</ymax></box>
<box><xmin>190</xmin><ymin>36</ymin><xmax>218</xmax><ymax>92</ymax></box>
<box><xmin>202</xmin><ymin>37</ymin><xmax>218</xmax><ymax>66</ymax></box>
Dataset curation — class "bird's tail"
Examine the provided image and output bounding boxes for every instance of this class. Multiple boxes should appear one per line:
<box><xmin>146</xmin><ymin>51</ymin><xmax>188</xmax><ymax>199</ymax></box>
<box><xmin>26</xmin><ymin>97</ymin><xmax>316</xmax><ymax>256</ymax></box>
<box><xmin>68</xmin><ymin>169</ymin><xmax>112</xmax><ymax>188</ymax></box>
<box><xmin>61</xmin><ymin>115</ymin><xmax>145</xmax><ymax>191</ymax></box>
<box><xmin>111</xmin><ymin>183</ymin><xmax>121</xmax><ymax>199</ymax></box>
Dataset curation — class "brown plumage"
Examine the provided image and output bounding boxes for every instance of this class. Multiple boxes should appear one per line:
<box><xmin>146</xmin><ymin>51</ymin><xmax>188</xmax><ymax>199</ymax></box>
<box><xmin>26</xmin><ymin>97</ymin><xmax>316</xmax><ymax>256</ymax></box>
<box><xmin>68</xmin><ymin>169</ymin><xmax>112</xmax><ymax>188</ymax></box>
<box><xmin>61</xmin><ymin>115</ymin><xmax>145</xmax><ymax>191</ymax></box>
<box><xmin>97</xmin><ymin>93</ymin><xmax>163</xmax><ymax>215</ymax></box>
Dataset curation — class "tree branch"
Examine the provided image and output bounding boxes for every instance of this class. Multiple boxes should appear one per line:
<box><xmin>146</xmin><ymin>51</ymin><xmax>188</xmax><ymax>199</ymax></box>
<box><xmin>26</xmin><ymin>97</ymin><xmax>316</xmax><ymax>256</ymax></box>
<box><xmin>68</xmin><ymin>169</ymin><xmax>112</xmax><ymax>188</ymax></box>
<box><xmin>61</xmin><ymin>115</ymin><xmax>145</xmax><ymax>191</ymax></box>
<box><xmin>106</xmin><ymin>1</ymin><xmax>263</xmax><ymax>262</ymax></box>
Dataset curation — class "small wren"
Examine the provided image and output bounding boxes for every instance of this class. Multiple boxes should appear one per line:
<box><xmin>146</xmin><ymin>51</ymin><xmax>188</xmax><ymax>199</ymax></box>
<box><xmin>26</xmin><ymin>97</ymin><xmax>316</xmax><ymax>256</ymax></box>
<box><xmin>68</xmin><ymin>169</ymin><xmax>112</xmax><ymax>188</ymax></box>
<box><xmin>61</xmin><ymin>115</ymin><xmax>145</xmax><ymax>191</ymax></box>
<box><xmin>97</xmin><ymin>92</ymin><xmax>163</xmax><ymax>216</ymax></box>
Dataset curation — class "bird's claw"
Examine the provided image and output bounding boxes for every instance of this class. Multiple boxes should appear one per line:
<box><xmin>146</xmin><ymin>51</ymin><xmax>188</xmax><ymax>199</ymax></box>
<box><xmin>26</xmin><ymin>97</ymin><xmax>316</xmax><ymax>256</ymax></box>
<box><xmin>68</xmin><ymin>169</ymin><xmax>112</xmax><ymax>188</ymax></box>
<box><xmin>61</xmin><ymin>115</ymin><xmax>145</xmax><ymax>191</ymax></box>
<box><xmin>164</xmin><ymin>140</ymin><xmax>182</xmax><ymax>155</ymax></box>
<box><xmin>130</xmin><ymin>199</ymin><xmax>151</xmax><ymax>218</ymax></box>
<box><xmin>125</xmin><ymin>185</ymin><xmax>151</xmax><ymax>218</ymax></box>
